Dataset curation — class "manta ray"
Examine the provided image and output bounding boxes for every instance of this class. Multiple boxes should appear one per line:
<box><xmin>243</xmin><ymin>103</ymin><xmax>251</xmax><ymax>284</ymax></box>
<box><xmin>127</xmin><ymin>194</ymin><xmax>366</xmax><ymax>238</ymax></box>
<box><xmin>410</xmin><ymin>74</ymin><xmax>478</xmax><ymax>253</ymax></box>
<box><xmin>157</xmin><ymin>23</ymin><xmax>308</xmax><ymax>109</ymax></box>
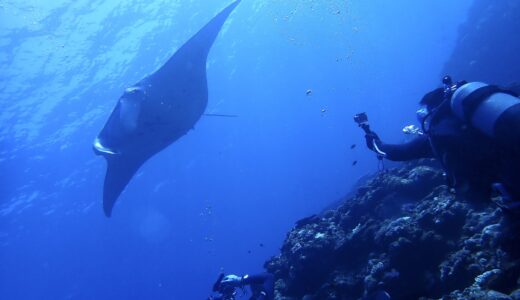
<box><xmin>93</xmin><ymin>1</ymin><xmax>241</xmax><ymax>217</ymax></box>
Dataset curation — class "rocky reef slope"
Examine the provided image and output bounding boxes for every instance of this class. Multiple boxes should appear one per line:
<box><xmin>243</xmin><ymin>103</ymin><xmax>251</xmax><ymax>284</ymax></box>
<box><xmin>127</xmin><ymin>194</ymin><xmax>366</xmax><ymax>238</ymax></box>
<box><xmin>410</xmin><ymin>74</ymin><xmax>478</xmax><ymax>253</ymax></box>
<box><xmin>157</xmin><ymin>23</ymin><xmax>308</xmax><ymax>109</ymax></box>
<box><xmin>443</xmin><ymin>0</ymin><xmax>520</xmax><ymax>84</ymax></box>
<box><xmin>266</xmin><ymin>161</ymin><xmax>520</xmax><ymax>299</ymax></box>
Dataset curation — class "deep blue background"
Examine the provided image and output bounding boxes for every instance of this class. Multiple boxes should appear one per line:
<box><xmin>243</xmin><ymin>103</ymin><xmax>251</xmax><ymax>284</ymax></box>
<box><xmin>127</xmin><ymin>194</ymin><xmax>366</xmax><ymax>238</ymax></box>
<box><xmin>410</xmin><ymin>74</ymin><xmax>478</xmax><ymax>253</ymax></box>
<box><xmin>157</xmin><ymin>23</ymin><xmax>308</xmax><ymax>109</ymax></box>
<box><xmin>0</xmin><ymin>1</ymin><xmax>473</xmax><ymax>299</ymax></box>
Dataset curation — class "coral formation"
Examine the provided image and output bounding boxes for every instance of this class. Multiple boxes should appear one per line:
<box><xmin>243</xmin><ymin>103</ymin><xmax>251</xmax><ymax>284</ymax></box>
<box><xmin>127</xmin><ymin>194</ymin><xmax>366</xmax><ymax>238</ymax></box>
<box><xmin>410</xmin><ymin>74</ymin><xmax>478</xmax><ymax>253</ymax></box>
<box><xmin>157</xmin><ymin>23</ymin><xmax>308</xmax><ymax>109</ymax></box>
<box><xmin>266</xmin><ymin>161</ymin><xmax>520</xmax><ymax>299</ymax></box>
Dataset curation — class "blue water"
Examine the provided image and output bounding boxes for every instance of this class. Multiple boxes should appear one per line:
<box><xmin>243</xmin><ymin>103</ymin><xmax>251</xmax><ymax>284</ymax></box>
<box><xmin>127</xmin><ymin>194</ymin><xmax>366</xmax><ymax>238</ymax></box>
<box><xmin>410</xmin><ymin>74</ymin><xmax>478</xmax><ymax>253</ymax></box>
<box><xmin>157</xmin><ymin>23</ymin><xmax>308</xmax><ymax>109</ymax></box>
<box><xmin>0</xmin><ymin>1</ymin><xmax>473</xmax><ymax>299</ymax></box>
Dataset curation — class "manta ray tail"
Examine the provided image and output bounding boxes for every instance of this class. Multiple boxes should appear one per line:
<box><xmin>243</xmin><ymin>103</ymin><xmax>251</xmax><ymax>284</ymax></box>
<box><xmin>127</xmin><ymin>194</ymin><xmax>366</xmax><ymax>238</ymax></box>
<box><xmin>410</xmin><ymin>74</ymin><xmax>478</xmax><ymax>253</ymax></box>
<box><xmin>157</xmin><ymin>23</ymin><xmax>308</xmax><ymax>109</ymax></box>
<box><xmin>102</xmin><ymin>156</ymin><xmax>144</xmax><ymax>217</ymax></box>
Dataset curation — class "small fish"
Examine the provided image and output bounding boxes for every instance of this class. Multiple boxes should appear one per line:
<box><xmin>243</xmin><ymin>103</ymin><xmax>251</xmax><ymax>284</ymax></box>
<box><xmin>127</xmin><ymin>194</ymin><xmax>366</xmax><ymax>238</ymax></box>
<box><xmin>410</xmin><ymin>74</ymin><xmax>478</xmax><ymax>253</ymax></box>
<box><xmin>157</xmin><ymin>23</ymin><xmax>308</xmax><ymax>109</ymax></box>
<box><xmin>306</xmin><ymin>89</ymin><xmax>313</xmax><ymax>96</ymax></box>
<box><xmin>350</xmin><ymin>144</ymin><xmax>356</xmax><ymax>149</ymax></box>
<box><xmin>352</xmin><ymin>160</ymin><xmax>358</xmax><ymax>166</ymax></box>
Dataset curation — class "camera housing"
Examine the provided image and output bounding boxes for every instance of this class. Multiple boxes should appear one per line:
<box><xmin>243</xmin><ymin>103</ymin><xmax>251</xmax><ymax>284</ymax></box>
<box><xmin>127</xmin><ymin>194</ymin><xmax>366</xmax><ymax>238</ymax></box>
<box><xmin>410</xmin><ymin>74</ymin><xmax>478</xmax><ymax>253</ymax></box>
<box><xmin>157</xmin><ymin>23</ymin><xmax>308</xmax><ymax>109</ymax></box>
<box><xmin>354</xmin><ymin>112</ymin><xmax>368</xmax><ymax>125</ymax></box>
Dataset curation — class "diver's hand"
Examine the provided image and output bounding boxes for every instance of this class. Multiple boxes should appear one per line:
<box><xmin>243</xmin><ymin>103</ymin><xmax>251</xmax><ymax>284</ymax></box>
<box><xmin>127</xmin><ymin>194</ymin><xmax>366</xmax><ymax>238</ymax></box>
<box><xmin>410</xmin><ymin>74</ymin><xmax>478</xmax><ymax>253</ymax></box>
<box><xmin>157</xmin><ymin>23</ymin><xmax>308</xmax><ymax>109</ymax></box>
<box><xmin>220</xmin><ymin>274</ymin><xmax>242</xmax><ymax>288</ymax></box>
<box><xmin>365</xmin><ymin>132</ymin><xmax>381</xmax><ymax>151</ymax></box>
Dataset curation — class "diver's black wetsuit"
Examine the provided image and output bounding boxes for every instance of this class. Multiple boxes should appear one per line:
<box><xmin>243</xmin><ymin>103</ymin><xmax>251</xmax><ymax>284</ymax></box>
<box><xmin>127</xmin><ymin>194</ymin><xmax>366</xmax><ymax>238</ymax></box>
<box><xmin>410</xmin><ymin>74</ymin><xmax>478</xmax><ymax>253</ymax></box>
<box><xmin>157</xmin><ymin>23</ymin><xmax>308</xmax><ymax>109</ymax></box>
<box><xmin>375</xmin><ymin>135</ymin><xmax>433</xmax><ymax>161</ymax></box>
<box><xmin>244</xmin><ymin>273</ymin><xmax>274</xmax><ymax>300</ymax></box>
<box><xmin>372</xmin><ymin>87</ymin><xmax>520</xmax><ymax>203</ymax></box>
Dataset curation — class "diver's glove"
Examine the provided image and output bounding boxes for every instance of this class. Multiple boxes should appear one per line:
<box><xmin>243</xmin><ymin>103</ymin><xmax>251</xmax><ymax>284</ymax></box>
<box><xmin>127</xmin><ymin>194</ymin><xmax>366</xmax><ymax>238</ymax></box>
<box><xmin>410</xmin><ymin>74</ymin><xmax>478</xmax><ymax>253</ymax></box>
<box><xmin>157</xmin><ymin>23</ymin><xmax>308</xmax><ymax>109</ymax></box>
<box><xmin>365</xmin><ymin>131</ymin><xmax>382</xmax><ymax>152</ymax></box>
<box><xmin>220</xmin><ymin>274</ymin><xmax>243</xmax><ymax>288</ymax></box>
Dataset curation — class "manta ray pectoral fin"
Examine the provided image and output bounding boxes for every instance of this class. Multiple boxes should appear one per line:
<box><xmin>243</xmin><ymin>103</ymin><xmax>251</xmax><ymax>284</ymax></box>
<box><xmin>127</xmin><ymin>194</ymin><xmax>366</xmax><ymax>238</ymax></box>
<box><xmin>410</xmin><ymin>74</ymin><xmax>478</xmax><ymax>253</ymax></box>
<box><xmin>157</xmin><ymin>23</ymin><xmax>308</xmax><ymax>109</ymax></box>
<box><xmin>94</xmin><ymin>0</ymin><xmax>242</xmax><ymax>217</ymax></box>
<box><xmin>155</xmin><ymin>0</ymin><xmax>242</xmax><ymax>78</ymax></box>
<box><xmin>102</xmin><ymin>155</ymin><xmax>144</xmax><ymax>217</ymax></box>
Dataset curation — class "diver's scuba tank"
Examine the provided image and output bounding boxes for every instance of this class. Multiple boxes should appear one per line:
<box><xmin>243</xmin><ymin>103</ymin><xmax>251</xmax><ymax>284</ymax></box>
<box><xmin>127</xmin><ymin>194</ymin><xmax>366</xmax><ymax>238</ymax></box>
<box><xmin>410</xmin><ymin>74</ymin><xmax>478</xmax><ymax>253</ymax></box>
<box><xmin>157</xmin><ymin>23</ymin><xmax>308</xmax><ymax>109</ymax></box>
<box><xmin>448</xmin><ymin>78</ymin><xmax>520</xmax><ymax>211</ymax></box>
<box><xmin>450</xmin><ymin>80</ymin><xmax>520</xmax><ymax>142</ymax></box>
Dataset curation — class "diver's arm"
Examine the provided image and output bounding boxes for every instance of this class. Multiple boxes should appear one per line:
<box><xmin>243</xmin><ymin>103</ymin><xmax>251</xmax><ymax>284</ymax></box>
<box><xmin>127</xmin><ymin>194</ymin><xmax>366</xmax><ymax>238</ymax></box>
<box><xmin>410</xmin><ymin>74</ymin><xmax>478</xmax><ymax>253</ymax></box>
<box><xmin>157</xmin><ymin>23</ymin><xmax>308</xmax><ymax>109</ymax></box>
<box><xmin>241</xmin><ymin>273</ymin><xmax>274</xmax><ymax>300</ymax></box>
<box><xmin>241</xmin><ymin>273</ymin><xmax>273</xmax><ymax>285</ymax></box>
<box><xmin>378</xmin><ymin>135</ymin><xmax>434</xmax><ymax>161</ymax></box>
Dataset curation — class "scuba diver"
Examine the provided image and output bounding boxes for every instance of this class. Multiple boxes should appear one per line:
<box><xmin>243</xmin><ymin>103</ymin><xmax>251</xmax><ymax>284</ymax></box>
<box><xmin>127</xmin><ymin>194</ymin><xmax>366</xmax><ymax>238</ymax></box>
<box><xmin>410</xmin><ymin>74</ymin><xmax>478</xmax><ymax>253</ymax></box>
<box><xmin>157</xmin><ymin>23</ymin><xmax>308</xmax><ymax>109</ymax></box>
<box><xmin>357</xmin><ymin>76</ymin><xmax>520</xmax><ymax>211</ymax></box>
<box><xmin>208</xmin><ymin>272</ymin><xmax>274</xmax><ymax>300</ymax></box>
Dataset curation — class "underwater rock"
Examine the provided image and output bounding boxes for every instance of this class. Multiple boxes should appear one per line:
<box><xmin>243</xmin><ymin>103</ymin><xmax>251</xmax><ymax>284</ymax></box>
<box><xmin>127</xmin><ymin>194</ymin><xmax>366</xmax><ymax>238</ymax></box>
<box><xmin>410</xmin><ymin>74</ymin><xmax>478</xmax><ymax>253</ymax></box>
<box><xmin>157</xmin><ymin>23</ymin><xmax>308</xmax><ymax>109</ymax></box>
<box><xmin>443</xmin><ymin>0</ymin><xmax>520</xmax><ymax>85</ymax></box>
<box><xmin>265</xmin><ymin>160</ymin><xmax>520</xmax><ymax>299</ymax></box>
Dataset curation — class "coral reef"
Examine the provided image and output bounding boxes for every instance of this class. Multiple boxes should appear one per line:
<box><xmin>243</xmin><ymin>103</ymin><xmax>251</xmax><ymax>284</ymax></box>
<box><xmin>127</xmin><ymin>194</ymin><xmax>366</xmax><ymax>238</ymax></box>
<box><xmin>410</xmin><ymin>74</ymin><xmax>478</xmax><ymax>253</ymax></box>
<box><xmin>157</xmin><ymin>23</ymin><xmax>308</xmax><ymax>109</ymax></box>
<box><xmin>265</xmin><ymin>161</ymin><xmax>520</xmax><ymax>299</ymax></box>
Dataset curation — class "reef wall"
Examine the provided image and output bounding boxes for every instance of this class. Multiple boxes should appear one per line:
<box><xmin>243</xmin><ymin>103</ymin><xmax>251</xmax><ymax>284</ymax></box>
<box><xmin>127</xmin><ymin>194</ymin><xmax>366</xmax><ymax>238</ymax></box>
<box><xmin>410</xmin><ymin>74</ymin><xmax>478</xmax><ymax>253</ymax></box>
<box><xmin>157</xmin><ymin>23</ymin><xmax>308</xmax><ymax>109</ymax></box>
<box><xmin>443</xmin><ymin>0</ymin><xmax>520</xmax><ymax>85</ymax></box>
<box><xmin>265</xmin><ymin>1</ymin><xmax>520</xmax><ymax>299</ymax></box>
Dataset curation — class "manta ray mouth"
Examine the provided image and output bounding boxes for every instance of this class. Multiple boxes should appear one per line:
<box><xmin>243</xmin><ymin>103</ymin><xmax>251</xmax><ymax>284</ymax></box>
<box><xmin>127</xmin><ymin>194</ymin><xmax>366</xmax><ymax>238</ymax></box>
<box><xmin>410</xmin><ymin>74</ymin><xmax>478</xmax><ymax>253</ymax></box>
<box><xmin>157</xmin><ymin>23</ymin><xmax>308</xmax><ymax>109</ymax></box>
<box><xmin>93</xmin><ymin>138</ymin><xmax>119</xmax><ymax>155</ymax></box>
